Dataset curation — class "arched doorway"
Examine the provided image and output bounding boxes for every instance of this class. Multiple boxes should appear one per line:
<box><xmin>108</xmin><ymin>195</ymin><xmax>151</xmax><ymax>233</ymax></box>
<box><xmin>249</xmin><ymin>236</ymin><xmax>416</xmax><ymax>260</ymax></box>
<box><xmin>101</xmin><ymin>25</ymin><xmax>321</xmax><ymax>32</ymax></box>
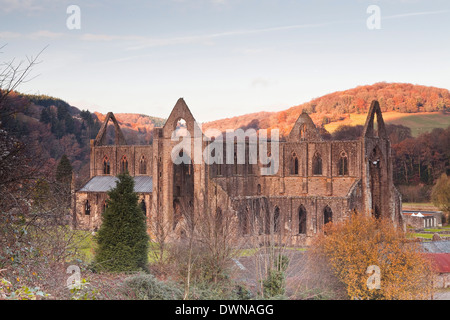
<box><xmin>173</xmin><ymin>148</ymin><xmax>194</xmax><ymax>228</ymax></box>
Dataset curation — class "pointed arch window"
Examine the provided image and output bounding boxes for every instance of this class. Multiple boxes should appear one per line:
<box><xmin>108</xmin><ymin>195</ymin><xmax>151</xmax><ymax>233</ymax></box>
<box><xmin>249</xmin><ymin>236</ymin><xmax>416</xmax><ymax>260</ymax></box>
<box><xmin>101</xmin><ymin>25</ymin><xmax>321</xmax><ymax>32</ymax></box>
<box><xmin>120</xmin><ymin>155</ymin><xmax>128</xmax><ymax>174</ymax></box>
<box><xmin>290</xmin><ymin>152</ymin><xmax>299</xmax><ymax>175</ymax></box>
<box><xmin>273</xmin><ymin>206</ymin><xmax>281</xmax><ymax>233</ymax></box>
<box><xmin>103</xmin><ymin>156</ymin><xmax>110</xmax><ymax>174</ymax></box>
<box><xmin>174</xmin><ymin>118</ymin><xmax>188</xmax><ymax>137</ymax></box>
<box><xmin>139</xmin><ymin>155</ymin><xmax>147</xmax><ymax>174</ymax></box>
<box><xmin>298</xmin><ymin>205</ymin><xmax>307</xmax><ymax>234</ymax></box>
<box><xmin>140</xmin><ymin>199</ymin><xmax>147</xmax><ymax>216</ymax></box>
<box><xmin>84</xmin><ymin>200</ymin><xmax>91</xmax><ymax>216</ymax></box>
<box><xmin>246</xmin><ymin>147</ymin><xmax>253</xmax><ymax>175</ymax></box>
<box><xmin>102</xmin><ymin>200</ymin><xmax>108</xmax><ymax>213</ymax></box>
<box><xmin>324</xmin><ymin>206</ymin><xmax>333</xmax><ymax>225</ymax></box>
<box><xmin>313</xmin><ymin>152</ymin><xmax>322</xmax><ymax>175</ymax></box>
<box><xmin>264</xmin><ymin>151</ymin><xmax>276</xmax><ymax>175</ymax></box>
<box><xmin>338</xmin><ymin>152</ymin><xmax>348</xmax><ymax>176</ymax></box>
<box><xmin>299</xmin><ymin>124</ymin><xmax>306</xmax><ymax>141</ymax></box>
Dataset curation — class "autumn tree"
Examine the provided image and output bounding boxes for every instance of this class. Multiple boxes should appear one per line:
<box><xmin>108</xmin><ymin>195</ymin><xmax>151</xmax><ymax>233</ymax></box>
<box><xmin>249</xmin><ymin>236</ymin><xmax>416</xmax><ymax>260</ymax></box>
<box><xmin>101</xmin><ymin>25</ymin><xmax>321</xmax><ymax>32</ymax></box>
<box><xmin>310</xmin><ymin>212</ymin><xmax>434</xmax><ymax>300</ymax></box>
<box><xmin>431</xmin><ymin>173</ymin><xmax>450</xmax><ymax>222</ymax></box>
<box><xmin>0</xmin><ymin>47</ymin><xmax>91</xmax><ymax>299</ymax></box>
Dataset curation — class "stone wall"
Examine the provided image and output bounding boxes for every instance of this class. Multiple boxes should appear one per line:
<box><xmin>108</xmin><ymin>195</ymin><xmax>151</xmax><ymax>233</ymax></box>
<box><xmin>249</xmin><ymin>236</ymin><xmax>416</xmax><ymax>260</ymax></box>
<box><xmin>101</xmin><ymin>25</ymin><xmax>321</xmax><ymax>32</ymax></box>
<box><xmin>75</xmin><ymin>191</ymin><xmax>151</xmax><ymax>231</ymax></box>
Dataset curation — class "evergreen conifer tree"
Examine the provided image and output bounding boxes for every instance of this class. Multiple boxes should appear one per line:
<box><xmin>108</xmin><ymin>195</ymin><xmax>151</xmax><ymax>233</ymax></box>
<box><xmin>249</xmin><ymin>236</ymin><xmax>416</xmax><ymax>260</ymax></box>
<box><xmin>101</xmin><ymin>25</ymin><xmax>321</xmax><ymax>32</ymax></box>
<box><xmin>55</xmin><ymin>154</ymin><xmax>73</xmax><ymax>208</ymax></box>
<box><xmin>94</xmin><ymin>173</ymin><xmax>149</xmax><ymax>272</ymax></box>
<box><xmin>56</xmin><ymin>154</ymin><xmax>73</xmax><ymax>184</ymax></box>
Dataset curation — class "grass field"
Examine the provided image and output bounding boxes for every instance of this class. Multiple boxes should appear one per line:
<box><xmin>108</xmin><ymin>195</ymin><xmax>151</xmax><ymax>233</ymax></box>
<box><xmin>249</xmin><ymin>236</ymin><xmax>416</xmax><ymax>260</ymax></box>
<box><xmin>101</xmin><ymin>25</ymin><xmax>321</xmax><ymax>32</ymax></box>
<box><xmin>402</xmin><ymin>202</ymin><xmax>439</xmax><ymax>211</ymax></box>
<box><xmin>325</xmin><ymin>112</ymin><xmax>450</xmax><ymax>137</ymax></box>
<box><xmin>411</xmin><ymin>233</ymin><xmax>450</xmax><ymax>240</ymax></box>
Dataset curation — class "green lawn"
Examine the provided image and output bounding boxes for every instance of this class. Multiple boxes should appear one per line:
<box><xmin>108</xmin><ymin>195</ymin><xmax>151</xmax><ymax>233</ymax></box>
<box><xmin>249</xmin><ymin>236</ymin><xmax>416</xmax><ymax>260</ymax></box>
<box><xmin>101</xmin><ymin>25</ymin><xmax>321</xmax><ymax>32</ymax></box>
<box><xmin>411</xmin><ymin>233</ymin><xmax>450</xmax><ymax>240</ymax></box>
<box><xmin>424</xmin><ymin>228</ymin><xmax>450</xmax><ymax>232</ymax></box>
<box><xmin>324</xmin><ymin>112</ymin><xmax>450</xmax><ymax>137</ymax></box>
<box><xmin>236</xmin><ymin>247</ymin><xmax>307</xmax><ymax>258</ymax></box>
<box><xmin>72</xmin><ymin>230</ymin><xmax>96</xmax><ymax>264</ymax></box>
<box><xmin>74</xmin><ymin>233</ymin><xmax>168</xmax><ymax>265</ymax></box>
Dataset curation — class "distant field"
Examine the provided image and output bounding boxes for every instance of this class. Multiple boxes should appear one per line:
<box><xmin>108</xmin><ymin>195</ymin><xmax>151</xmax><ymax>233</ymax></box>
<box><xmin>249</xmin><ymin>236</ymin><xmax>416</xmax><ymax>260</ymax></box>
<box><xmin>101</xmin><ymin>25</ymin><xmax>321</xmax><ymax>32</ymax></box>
<box><xmin>402</xmin><ymin>202</ymin><xmax>439</xmax><ymax>211</ymax></box>
<box><xmin>324</xmin><ymin>112</ymin><xmax>450</xmax><ymax>137</ymax></box>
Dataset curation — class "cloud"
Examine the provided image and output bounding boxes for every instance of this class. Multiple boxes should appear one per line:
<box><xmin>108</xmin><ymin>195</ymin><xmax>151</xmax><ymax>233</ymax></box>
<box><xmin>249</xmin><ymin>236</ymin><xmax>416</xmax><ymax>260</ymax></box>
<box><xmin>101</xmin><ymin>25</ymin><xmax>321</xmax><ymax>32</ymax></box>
<box><xmin>0</xmin><ymin>29</ymin><xmax>64</xmax><ymax>39</ymax></box>
<box><xmin>125</xmin><ymin>21</ymin><xmax>334</xmax><ymax>51</ymax></box>
<box><xmin>210</xmin><ymin>0</ymin><xmax>227</xmax><ymax>4</ymax></box>
<box><xmin>0</xmin><ymin>0</ymin><xmax>65</xmax><ymax>13</ymax></box>
<box><xmin>2</xmin><ymin>8</ymin><xmax>447</xmax><ymax>51</ymax></box>
<box><xmin>0</xmin><ymin>31</ymin><xmax>22</xmax><ymax>39</ymax></box>
<box><xmin>28</xmin><ymin>30</ymin><xmax>64</xmax><ymax>39</ymax></box>
<box><xmin>79</xmin><ymin>33</ymin><xmax>146</xmax><ymax>42</ymax></box>
<box><xmin>251</xmin><ymin>77</ymin><xmax>277</xmax><ymax>88</ymax></box>
<box><xmin>383</xmin><ymin>10</ymin><xmax>449</xmax><ymax>20</ymax></box>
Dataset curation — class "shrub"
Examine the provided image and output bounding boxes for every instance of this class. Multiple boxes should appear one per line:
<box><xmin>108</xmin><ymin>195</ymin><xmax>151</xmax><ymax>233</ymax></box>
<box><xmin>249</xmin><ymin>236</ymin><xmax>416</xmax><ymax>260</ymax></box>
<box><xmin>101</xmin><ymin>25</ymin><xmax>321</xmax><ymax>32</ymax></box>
<box><xmin>186</xmin><ymin>282</ymin><xmax>254</xmax><ymax>300</ymax></box>
<box><xmin>121</xmin><ymin>274</ymin><xmax>183</xmax><ymax>300</ymax></box>
<box><xmin>261</xmin><ymin>254</ymin><xmax>289</xmax><ymax>299</ymax></box>
<box><xmin>262</xmin><ymin>269</ymin><xmax>285</xmax><ymax>298</ymax></box>
<box><xmin>0</xmin><ymin>277</ymin><xmax>49</xmax><ymax>300</ymax></box>
<box><xmin>310</xmin><ymin>212</ymin><xmax>434</xmax><ymax>300</ymax></box>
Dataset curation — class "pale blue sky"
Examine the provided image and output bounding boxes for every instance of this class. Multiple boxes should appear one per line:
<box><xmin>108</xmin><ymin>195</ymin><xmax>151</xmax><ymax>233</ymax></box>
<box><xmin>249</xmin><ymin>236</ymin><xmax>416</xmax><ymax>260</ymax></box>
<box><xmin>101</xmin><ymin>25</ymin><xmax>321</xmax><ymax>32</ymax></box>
<box><xmin>1</xmin><ymin>0</ymin><xmax>450</xmax><ymax>122</ymax></box>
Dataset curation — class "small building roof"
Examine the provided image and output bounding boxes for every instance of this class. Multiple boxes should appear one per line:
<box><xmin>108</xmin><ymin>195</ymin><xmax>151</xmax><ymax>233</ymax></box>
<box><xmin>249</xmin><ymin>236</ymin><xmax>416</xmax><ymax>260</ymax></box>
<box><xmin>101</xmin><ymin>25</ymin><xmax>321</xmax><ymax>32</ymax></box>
<box><xmin>403</xmin><ymin>211</ymin><xmax>435</xmax><ymax>218</ymax></box>
<box><xmin>421</xmin><ymin>240</ymin><xmax>450</xmax><ymax>254</ymax></box>
<box><xmin>78</xmin><ymin>176</ymin><xmax>153</xmax><ymax>193</ymax></box>
<box><xmin>424</xmin><ymin>253</ymin><xmax>450</xmax><ymax>274</ymax></box>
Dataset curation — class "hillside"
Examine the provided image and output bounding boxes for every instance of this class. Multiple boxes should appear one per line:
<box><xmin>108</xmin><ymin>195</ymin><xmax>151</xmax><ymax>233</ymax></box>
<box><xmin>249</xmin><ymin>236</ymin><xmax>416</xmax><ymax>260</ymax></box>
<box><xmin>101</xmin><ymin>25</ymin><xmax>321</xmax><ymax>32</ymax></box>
<box><xmin>2</xmin><ymin>82</ymin><xmax>450</xmax><ymax>185</ymax></box>
<box><xmin>94</xmin><ymin>112</ymin><xmax>165</xmax><ymax>145</ymax></box>
<box><xmin>0</xmin><ymin>92</ymin><xmax>166</xmax><ymax>186</ymax></box>
<box><xmin>324</xmin><ymin>111</ymin><xmax>450</xmax><ymax>137</ymax></box>
<box><xmin>203</xmin><ymin>82</ymin><xmax>450</xmax><ymax>137</ymax></box>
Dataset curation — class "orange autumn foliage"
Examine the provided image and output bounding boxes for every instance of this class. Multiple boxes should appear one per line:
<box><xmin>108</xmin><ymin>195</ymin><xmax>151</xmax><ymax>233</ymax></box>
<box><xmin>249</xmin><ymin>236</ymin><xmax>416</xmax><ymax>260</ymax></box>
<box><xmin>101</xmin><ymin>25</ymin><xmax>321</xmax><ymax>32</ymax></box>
<box><xmin>310</xmin><ymin>213</ymin><xmax>434</xmax><ymax>300</ymax></box>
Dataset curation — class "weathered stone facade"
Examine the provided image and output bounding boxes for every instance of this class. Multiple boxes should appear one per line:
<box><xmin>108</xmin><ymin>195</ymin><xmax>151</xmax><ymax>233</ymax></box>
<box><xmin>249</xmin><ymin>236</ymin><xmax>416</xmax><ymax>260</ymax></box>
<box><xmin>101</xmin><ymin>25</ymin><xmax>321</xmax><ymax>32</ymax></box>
<box><xmin>74</xmin><ymin>99</ymin><xmax>404</xmax><ymax>245</ymax></box>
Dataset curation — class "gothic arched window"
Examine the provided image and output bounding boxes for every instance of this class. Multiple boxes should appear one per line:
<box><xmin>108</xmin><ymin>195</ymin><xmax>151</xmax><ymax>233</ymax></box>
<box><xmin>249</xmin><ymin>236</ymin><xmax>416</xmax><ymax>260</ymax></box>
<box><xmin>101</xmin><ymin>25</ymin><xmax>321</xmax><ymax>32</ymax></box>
<box><xmin>103</xmin><ymin>156</ymin><xmax>110</xmax><ymax>174</ymax></box>
<box><xmin>120</xmin><ymin>155</ymin><xmax>128</xmax><ymax>174</ymax></box>
<box><xmin>324</xmin><ymin>206</ymin><xmax>333</xmax><ymax>225</ymax></box>
<box><xmin>274</xmin><ymin>206</ymin><xmax>281</xmax><ymax>233</ymax></box>
<box><xmin>313</xmin><ymin>152</ymin><xmax>322</xmax><ymax>175</ymax></box>
<box><xmin>84</xmin><ymin>200</ymin><xmax>91</xmax><ymax>215</ymax></box>
<box><xmin>290</xmin><ymin>152</ymin><xmax>299</xmax><ymax>175</ymax></box>
<box><xmin>298</xmin><ymin>205</ymin><xmax>307</xmax><ymax>234</ymax></box>
<box><xmin>139</xmin><ymin>156</ymin><xmax>147</xmax><ymax>174</ymax></box>
<box><xmin>299</xmin><ymin>124</ymin><xmax>306</xmax><ymax>141</ymax></box>
<box><xmin>338</xmin><ymin>152</ymin><xmax>348</xmax><ymax>176</ymax></box>
<box><xmin>102</xmin><ymin>200</ymin><xmax>108</xmax><ymax>213</ymax></box>
<box><xmin>140</xmin><ymin>199</ymin><xmax>147</xmax><ymax>216</ymax></box>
